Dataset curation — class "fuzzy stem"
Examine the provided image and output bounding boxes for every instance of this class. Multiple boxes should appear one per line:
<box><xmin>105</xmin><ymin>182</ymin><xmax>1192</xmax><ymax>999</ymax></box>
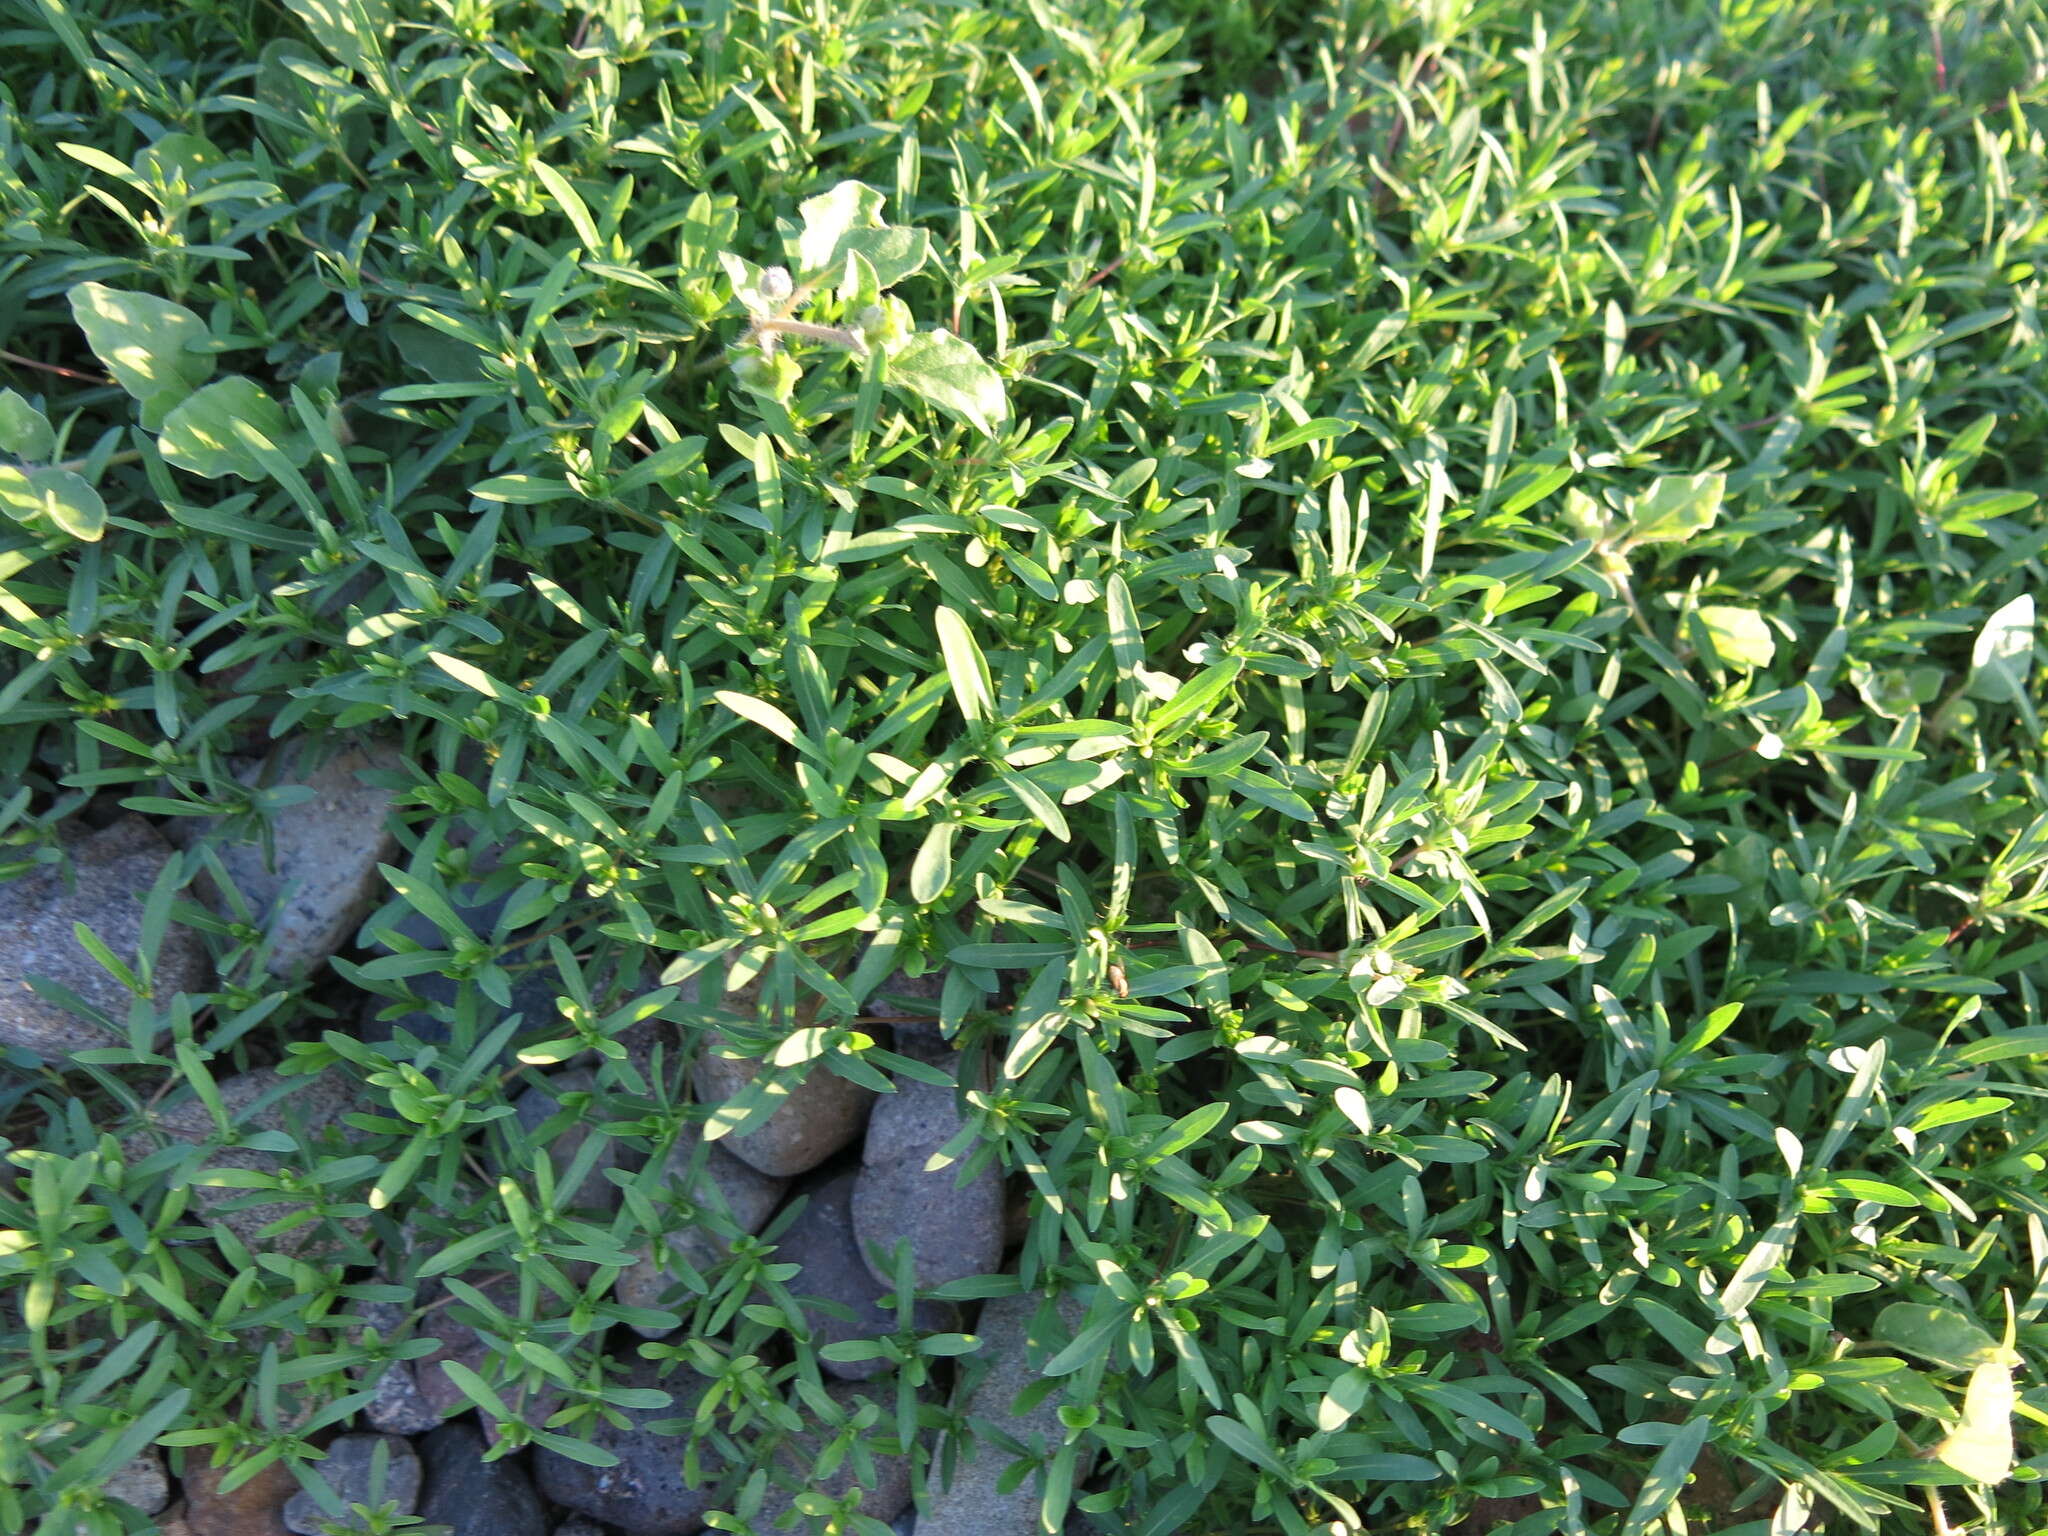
<box><xmin>753</xmin><ymin>318</ymin><xmax>865</xmax><ymax>350</ymax></box>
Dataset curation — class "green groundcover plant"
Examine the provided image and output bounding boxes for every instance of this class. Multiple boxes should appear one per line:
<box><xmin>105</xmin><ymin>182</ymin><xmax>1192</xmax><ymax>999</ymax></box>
<box><xmin>3</xmin><ymin>0</ymin><xmax>2048</xmax><ymax>1532</ymax></box>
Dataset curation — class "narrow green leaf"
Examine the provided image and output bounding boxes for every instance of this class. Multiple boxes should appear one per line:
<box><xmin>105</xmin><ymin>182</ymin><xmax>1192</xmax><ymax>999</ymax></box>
<box><xmin>934</xmin><ymin>606</ymin><xmax>992</xmax><ymax>723</ymax></box>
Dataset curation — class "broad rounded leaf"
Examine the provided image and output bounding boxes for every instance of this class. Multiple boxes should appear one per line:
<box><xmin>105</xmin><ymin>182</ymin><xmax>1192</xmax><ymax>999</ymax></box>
<box><xmin>158</xmin><ymin>376</ymin><xmax>308</xmax><ymax>480</ymax></box>
<box><xmin>890</xmin><ymin>330</ymin><xmax>1008</xmax><ymax>435</ymax></box>
<box><xmin>1873</xmin><ymin>1303</ymin><xmax>2004</xmax><ymax>1371</ymax></box>
<box><xmin>1626</xmin><ymin>471</ymin><xmax>1724</xmax><ymax>545</ymax></box>
<box><xmin>0</xmin><ymin>464</ymin><xmax>107</xmax><ymax>541</ymax></box>
<box><xmin>796</xmin><ymin>180</ymin><xmax>885</xmax><ymax>273</ymax></box>
<box><xmin>1691</xmin><ymin>605</ymin><xmax>1776</xmax><ymax>670</ymax></box>
<box><xmin>67</xmin><ymin>282</ymin><xmax>216</xmax><ymax>424</ymax></box>
<box><xmin>794</xmin><ymin>180</ymin><xmax>929</xmax><ymax>287</ymax></box>
<box><xmin>0</xmin><ymin>389</ymin><xmax>54</xmax><ymax>461</ymax></box>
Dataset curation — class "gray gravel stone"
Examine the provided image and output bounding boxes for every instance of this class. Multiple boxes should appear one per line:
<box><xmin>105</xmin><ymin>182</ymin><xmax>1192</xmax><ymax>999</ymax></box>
<box><xmin>534</xmin><ymin>1356</ymin><xmax>718</xmax><ymax>1536</ymax></box>
<box><xmin>350</xmin><ymin>1303</ymin><xmax>440</xmax><ymax>1435</ymax></box>
<box><xmin>416</xmin><ymin>1422</ymin><xmax>546</xmax><ymax>1536</ymax></box>
<box><xmin>356</xmin><ymin>844</ymin><xmax>564</xmax><ymax>1051</ymax></box>
<box><xmin>694</xmin><ymin>1045</ymin><xmax>872</xmax><ymax>1178</ymax></box>
<box><xmin>127</xmin><ymin>1067</ymin><xmax>353</xmax><ymax>1255</ymax></box>
<box><xmin>914</xmin><ymin>1294</ymin><xmax>1090</xmax><ymax>1536</ymax></box>
<box><xmin>103</xmin><ymin>1450</ymin><xmax>171</xmax><ymax>1514</ymax></box>
<box><xmin>615</xmin><ymin>1128</ymin><xmax>787</xmax><ymax>1335</ymax></box>
<box><xmin>0</xmin><ymin>816</ymin><xmax>207</xmax><ymax>1058</ymax></box>
<box><xmin>688</xmin><ymin>960</ymin><xmax>874</xmax><ymax>1177</ymax></box>
<box><xmin>850</xmin><ymin>1047</ymin><xmax>1002</xmax><ymax>1291</ymax></box>
<box><xmin>365</xmin><ymin>1362</ymin><xmax>438</xmax><ymax>1435</ymax></box>
<box><xmin>411</xmin><ymin>1275</ymin><xmax>516</xmax><ymax>1427</ymax></box>
<box><xmin>402</xmin><ymin>1276</ymin><xmax>563</xmax><ymax>1452</ymax></box>
<box><xmin>202</xmin><ymin>740</ymin><xmax>404</xmax><ymax>974</ymax></box>
<box><xmin>775</xmin><ymin>1172</ymin><xmax>950</xmax><ymax>1379</ymax></box>
<box><xmin>864</xmin><ymin>966</ymin><xmax>949</xmax><ymax>1027</ymax></box>
<box><xmin>536</xmin><ymin>1364</ymin><xmax>911</xmax><ymax>1535</ymax></box>
<box><xmin>283</xmin><ymin>1434</ymin><xmax>421</xmax><ymax>1535</ymax></box>
<box><xmin>755</xmin><ymin>1379</ymin><xmax>913</xmax><ymax>1530</ymax></box>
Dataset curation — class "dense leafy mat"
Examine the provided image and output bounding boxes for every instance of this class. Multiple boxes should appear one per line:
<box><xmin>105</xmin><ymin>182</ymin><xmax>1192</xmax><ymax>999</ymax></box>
<box><xmin>4</xmin><ymin>0</ymin><xmax>2048</xmax><ymax>1532</ymax></box>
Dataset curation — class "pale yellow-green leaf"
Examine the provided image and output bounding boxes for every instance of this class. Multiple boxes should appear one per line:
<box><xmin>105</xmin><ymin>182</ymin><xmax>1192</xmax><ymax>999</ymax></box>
<box><xmin>1967</xmin><ymin>594</ymin><xmax>2034</xmax><ymax>704</ymax></box>
<box><xmin>532</xmin><ymin>161</ymin><xmax>601</xmax><ymax>253</ymax></box>
<box><xmin>889</xmin><ymin>330</ymin><xmax>1009</xmax><ymax>436</ymax></box>
<box><xmin>1626</xmin><ymin>471</ymin><xmax>1723</xmax><ymax>545</ymax></box>
<box><xmin>1692</xmin><ymin>605</ymin><xmax>1776</xmax><ymax>671</ymax></box>
<box><xmin>280</xmin><ymin>0</ymin><xmax>393</xmax><ymax>70</ymax></box>
<box><xmin>1934</xmin><ymin>1362</ymin><xmax>2015</xmax><ymax>1484</ymax></box>
<box><xmin>794</xmin><ymin>180</ymin><xmax>928</xmax><ymax>287</ymax></box>
<box><xmin>934</xmin><ymin>606</ymin><xmax>992</xmax><ymax>722</ymax></box>
<box><xmin>0</xmin><ymin>464</ymin><xmax>106</xmax><ymax>541</ymax></box>
<box><xmin>158</xmin><ymin>376</ymin><xmax>308</xmax><ymax>481</ymax></box>
<box><xmin>714</xmin><ymin>690</ymin><xmax>800</xmax><ymax>746</ymax></box>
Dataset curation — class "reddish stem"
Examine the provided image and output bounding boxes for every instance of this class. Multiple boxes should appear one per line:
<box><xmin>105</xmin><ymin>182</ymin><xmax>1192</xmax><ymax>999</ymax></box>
<box><xmin>1080</xmin><ymin>253</ymin><xmax>1128</xmax><ymax>291</ymax></box>
<box><xmin>2</xmin><ymin>348</ymin><xmax>111</xmax><ymax>386</ymax></box>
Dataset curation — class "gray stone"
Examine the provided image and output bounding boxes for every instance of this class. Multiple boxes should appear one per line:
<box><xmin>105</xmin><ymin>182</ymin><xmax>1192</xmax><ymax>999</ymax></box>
<box><xmin>416</xmin><ymin>1422</ymin><xmax>546</xmax><ymax>1536</ymax></box>
<box><xmin>534</xmin><ymin>1356</ymin><xmax>719</xmax><ymax>1536</ymax></box>
<box><xmin>536</xmin><ymin>1364</ymin><xmax>911</xmax><ymax>1536</ymax></box>
<box><xmin>357</xmin><ymin>851</ymin><xmax>561</xmax><ymax>1052</ymax></box>
<box><xmin>0</xmin><ymin>816</ymin><xmax>207</xmax><ymax>1058</ymax></box>
<box><xmin>365</xmin><ymin>1362</ymin><xmax>438</xmax><ymax>1435</ymax></box>
<box><xmin>615</xmin><ymin>1129</ymin><xmax>787</xmax><ymax>1336</ymax></box>
<box><xmin>892</xmin><ymin>1513</ymin><xmax>917</xmax><ymax>1536</ymax></box>
<box><xmin>367</xmin><ymin>1362</ymin><xmax>436</xmax><ymax>1434</ymax></box>
<box><xmin>202</xmin><ymin>740</ymin><xmax>404</xmax><ymax>974</ymax></box>
<box><xmin>351</xmin><ymin>1304</ymin><xmax>440</xmax><ymax>1435</ymax></box>
<box><xmin>411</xmin><ymin>1275</ymin><xmax>516</xmax><ymax>1426</ymax></box>
<box><xmin>850</xmin><ymin>1049</ymin><xmax>1002</xmax><ymax>1291</ymax></box>
<box><xmin>103</xmin><ymin>1450</ymin><xmax>171</xmax><ymax>1514</ymax></box>
<box><xmin>689</xmin><ymin>959</ymin><xmax>873</xmax><ymax>1178</ymax></box>
<box><xmin>774</xmin><ymin>1172</ymin><xmax>950</xmax><ymax>1380</ymax></box>
<box><xmin>283</xmin><ymin>1434</ymin><xmax>421</xmax><ymax>1535</ymax></box>
<box><xmin>864</xmin><ymin>966</ymin><xmax>949</xmax><ymax>1028</ymax></box>
<box><xmin>551</xmin><ymin>1523</ymin><xmax>606</xmax><ymax>1536</ymax></box>
<box><xmin>859</xmin><ymin>1057</ymin><xmax>969</xmax><ymax>1166</ymax></box>
<box><xmin>403</xmin><ymin>1273</ymin><xmax>562</xmax><ymax>1450</ymax></box>
<box><xmin>127</xmin><ymin>1067</ymin><xmax>354</xmax><ymax>1255</ymax></box>
<box><xmin>694</xmin><ymin>1045</ymin><xmax>871</xmax><ymax>1178</ymax></box>
<box><xmin>914</xmin><ymin>1294</ymin><xmax>1090</xmax><ymax>1536</ymax></box>
<box><xmin>755</xmin><ymin>1379</ymin><xmax>913</xmax><ymax>1530</ymax></box>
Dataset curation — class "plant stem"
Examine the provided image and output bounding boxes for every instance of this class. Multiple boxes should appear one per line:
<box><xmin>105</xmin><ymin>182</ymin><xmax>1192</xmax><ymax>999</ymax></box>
<box><xmin>2</xmin><ymin>349</ymin><xmax>112</xmax><ymax>386</ymax></box>
<box><xmin>753</xmin><ymin>318</ymin><xmax>865</xmax><ymax>350</ymax></box>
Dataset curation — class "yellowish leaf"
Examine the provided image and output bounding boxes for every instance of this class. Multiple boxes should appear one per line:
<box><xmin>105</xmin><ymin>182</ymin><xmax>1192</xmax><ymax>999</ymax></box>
<box><xmin>1934</xmin><ymin>1362</ymin><xmax>2014</xmax><ymax>1484</ymax></box>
